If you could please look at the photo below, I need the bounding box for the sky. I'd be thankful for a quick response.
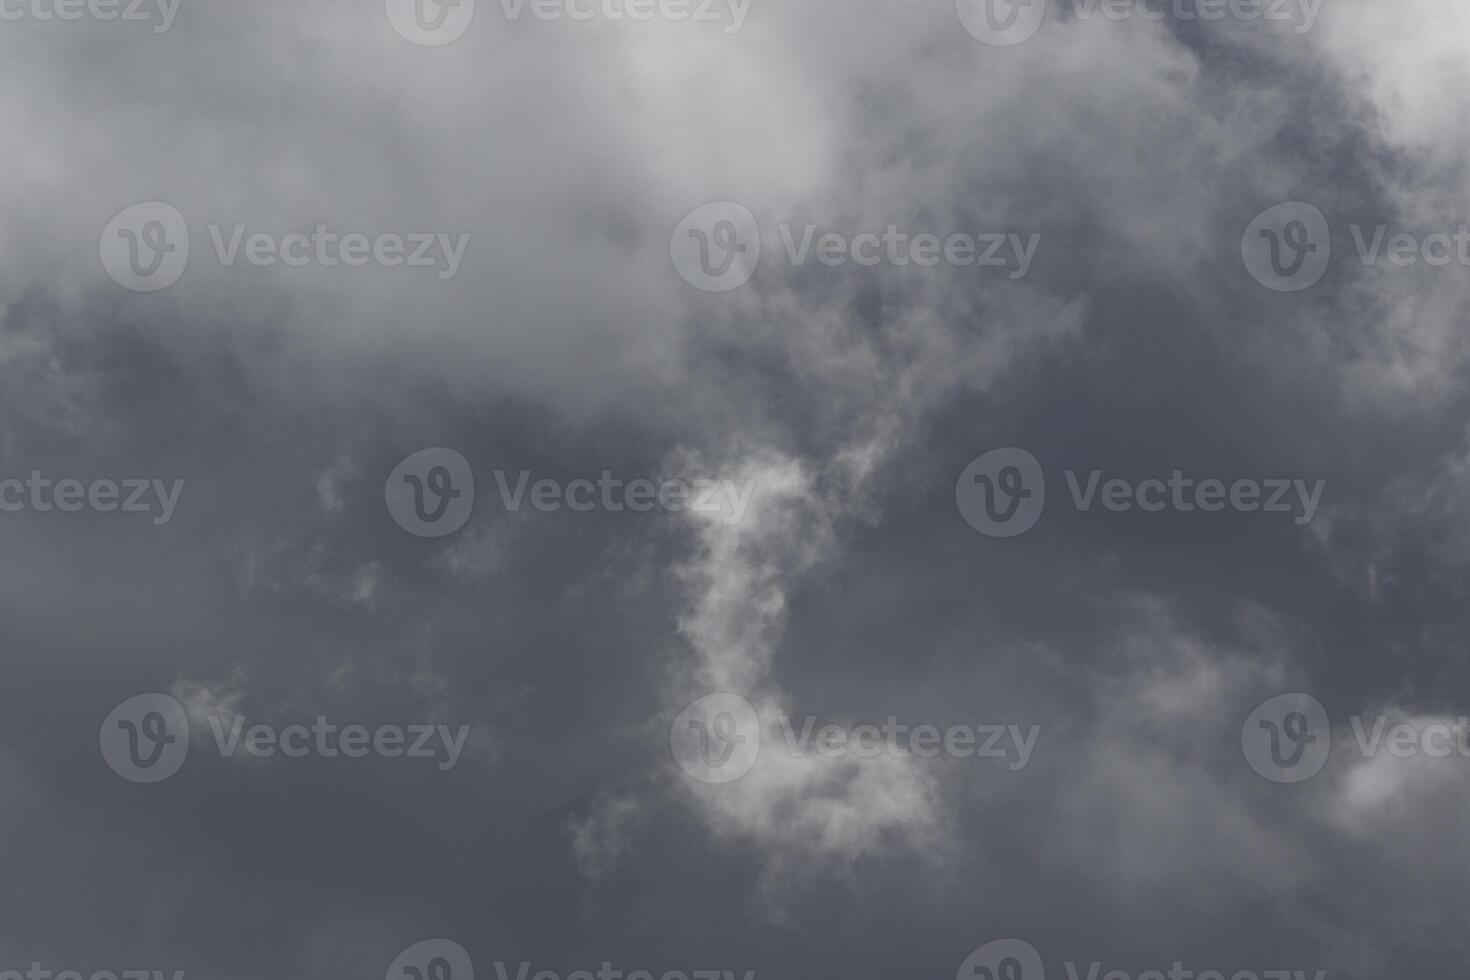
[2,1,1470,979]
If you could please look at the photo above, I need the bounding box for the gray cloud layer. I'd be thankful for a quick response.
[2,1,1468,979]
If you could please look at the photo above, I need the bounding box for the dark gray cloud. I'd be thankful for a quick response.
[1,2,1468,980]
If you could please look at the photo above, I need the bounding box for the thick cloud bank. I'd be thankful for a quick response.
[1,2,1468,979]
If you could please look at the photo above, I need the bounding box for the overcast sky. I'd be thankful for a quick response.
[2,1,1469,979]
